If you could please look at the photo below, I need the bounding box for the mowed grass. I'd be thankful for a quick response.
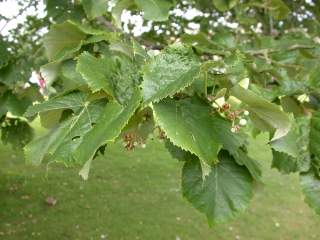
[0,132,320,240]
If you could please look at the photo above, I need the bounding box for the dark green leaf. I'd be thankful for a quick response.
[182,150,253,225]
[272,150,298,174]
[300,169,320,215]
[1,118,34,148]
[212,0,239,12]
[81,0,107,19]
[135,0,172,21]
[234,149,262,182]
[44,21,87,61]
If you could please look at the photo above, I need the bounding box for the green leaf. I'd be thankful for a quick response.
[45,0,86,22]
[280,96,304,117]
[265,0,290,20]
[182,150,253,225]
[76,51,115,95]
[76,51,141,105]
[24,119,73,165]
[43,21,87,61]
[153,97,245,165]
[270,117,300,158]
[142,44,200,104]
[0,91,31,117]
[271,117,311,173]
[73,89,141,164]
[295,117,312,172]
[165,140,190,162]
[24,92,87,117]
[272,150,298,174]
[81,0,107,19]
[181,33,221,54]
[300,169,320,215]
[48,99,107,164]
[135,0,172,21]
[39,110,64,129]
[24,98,107,165]
[1,118,34,148]
[310,111,320,157]
[109,41,134,59]
[212,0,239,12]
[111,55,142,105]
[79,158,93,180]
[234,149,262,182]
[0,63,32,88]
[230,85,291,141]
[60,60,87,91]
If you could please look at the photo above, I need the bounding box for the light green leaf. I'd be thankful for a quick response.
[153,97,245,165]
[300,169,320,215]
[24,92,87,117]
[182,150,253,225]
[135,0,172,21]
[132,39,149,61]
[73,90,141,164]
[79,158,93,180]
[230,85,291,141]
[81,0,107,19]
[24,119,73,165]
[48,99,107,164]
[142,44,200,104]
[44,21,87,61]
[270,116,300,158]
[109,41,134,59]
[24,98,107,165]
[76,51,115,95]
[212,0,239,12]
[271,117,311,173]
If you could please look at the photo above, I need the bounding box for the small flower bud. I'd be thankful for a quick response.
[231,125,241,133]
[239,119,247,126]
[227,112,237,121]
[222,103,230,111]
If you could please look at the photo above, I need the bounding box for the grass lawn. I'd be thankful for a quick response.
[1,131,320,240]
